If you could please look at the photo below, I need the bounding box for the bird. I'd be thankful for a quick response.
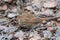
[19,11,41,27]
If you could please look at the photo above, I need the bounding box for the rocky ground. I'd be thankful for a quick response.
[0,0,60,40]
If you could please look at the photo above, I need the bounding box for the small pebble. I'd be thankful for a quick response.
[7,12,17,18]
[43,1,57,8]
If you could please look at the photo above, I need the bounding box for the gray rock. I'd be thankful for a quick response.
[55,28,60,37]
[43,30,52,38]
[3,27,18,33]
[0,18,8,24]
[41,9,54,16]
[43,1,57,8]
[57,18,60,21]
[55,11,60,17]
[7,12,17,18]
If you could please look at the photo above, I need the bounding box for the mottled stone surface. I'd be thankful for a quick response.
[0,0,60,40]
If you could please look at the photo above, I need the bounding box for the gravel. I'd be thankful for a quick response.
[0,0,60,40]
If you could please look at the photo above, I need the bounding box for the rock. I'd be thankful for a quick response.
[14,30,24,37]
[55,27,60,37]
[0,25,8,30]
[10,7,17,13]
[7,12,17,18]
[0,11,7,17]
[3,27,18,33]
[55,11,60,17]
[0,18,8,23]
[31,0,42,10]
[8,34,13,39]
[57,0,60,9]
[25,6,34,11]
[43,30,52,38]
[41,9,54,16]
[33,11,41,16]
[14,30,24,40]
[47,27,55,31]
[56,37,60,40]
[25,0,42,12]
[55,21,60,26]
[0,34,13,40]
[46,21,55,26]
[29,31,41,40]
[43,1,57,8]
[0,4,7,10]
[3,0,13,3]
[25,0,32,5]
[2,4,7,10]
[57,18,60,21]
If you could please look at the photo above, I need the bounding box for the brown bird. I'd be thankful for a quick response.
[19,11,41,27]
